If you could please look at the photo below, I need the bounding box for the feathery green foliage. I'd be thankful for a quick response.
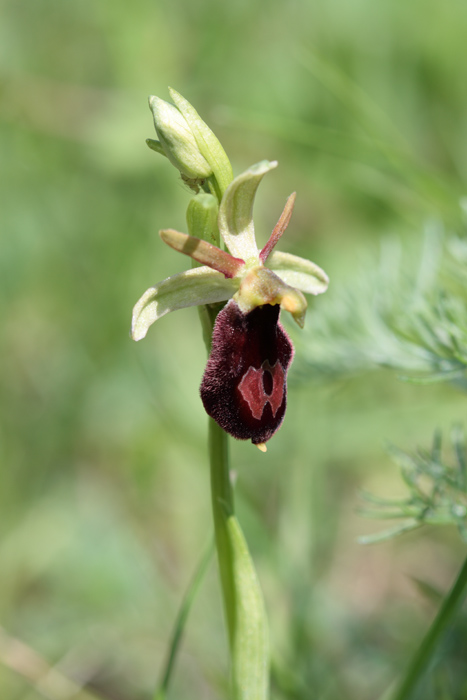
[295,222,467,386]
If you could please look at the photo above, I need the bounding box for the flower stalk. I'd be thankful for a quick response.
[209,417,236,637]
[133,89,327,699]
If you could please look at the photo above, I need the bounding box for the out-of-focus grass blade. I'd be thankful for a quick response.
[223,49,462,223]
[297,48,462,218]
[297,48,407,147]
[154,538,215,700]
[452,425,467,491]
[411,576,444,605]
[224,106,461,224]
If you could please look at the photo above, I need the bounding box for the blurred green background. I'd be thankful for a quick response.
[2,0,467,698]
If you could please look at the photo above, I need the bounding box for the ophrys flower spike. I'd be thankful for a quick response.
[133,90,329,700]
[132,159,328,448]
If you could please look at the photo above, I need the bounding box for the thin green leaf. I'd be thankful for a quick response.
[227,515,269,700]
[452,425,467,491]
[358,509,420,520]
[155,539,215,700]
[410,576,444,604]
[359,490,413,508]
[397,369,467,385]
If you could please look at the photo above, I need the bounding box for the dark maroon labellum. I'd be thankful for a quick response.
[200,300,294,444]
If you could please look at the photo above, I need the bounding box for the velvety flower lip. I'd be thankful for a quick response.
[200,300,294,446]
[131,159,329,447]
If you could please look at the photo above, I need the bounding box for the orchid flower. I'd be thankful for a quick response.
[131,159,328,449]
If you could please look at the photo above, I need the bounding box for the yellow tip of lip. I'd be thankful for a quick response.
[256,443,267,453]
[281,294,298,312]
[281,293,306,327]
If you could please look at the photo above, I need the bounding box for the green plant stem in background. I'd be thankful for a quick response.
[209,418,269,700]
[391,551,467,700]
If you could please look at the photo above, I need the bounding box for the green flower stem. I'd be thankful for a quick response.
[209,418,237,640]
[391,550,467,700]
[209,419,270,700]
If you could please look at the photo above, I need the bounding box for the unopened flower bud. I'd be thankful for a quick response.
[149,96,213,180]
[168,89,233,198]
[186,194,220,245]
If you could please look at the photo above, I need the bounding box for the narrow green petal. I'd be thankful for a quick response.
[131,267,236,341]
[266,250,329,295]
[169,88,233,198]
[218,161,277,265]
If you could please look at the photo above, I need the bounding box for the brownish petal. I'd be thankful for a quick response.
[259,192,296,264]
[160,229,245,278]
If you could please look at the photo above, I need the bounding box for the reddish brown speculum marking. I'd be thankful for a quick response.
[200,300,294,445]
[238,360,285,420]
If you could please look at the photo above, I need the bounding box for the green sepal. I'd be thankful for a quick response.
[266,250,329,295]
[169,88,233,199]
[186,193,220,246]
[146,138,167,157]
[218,161,277,266]
[131,267,236,341]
